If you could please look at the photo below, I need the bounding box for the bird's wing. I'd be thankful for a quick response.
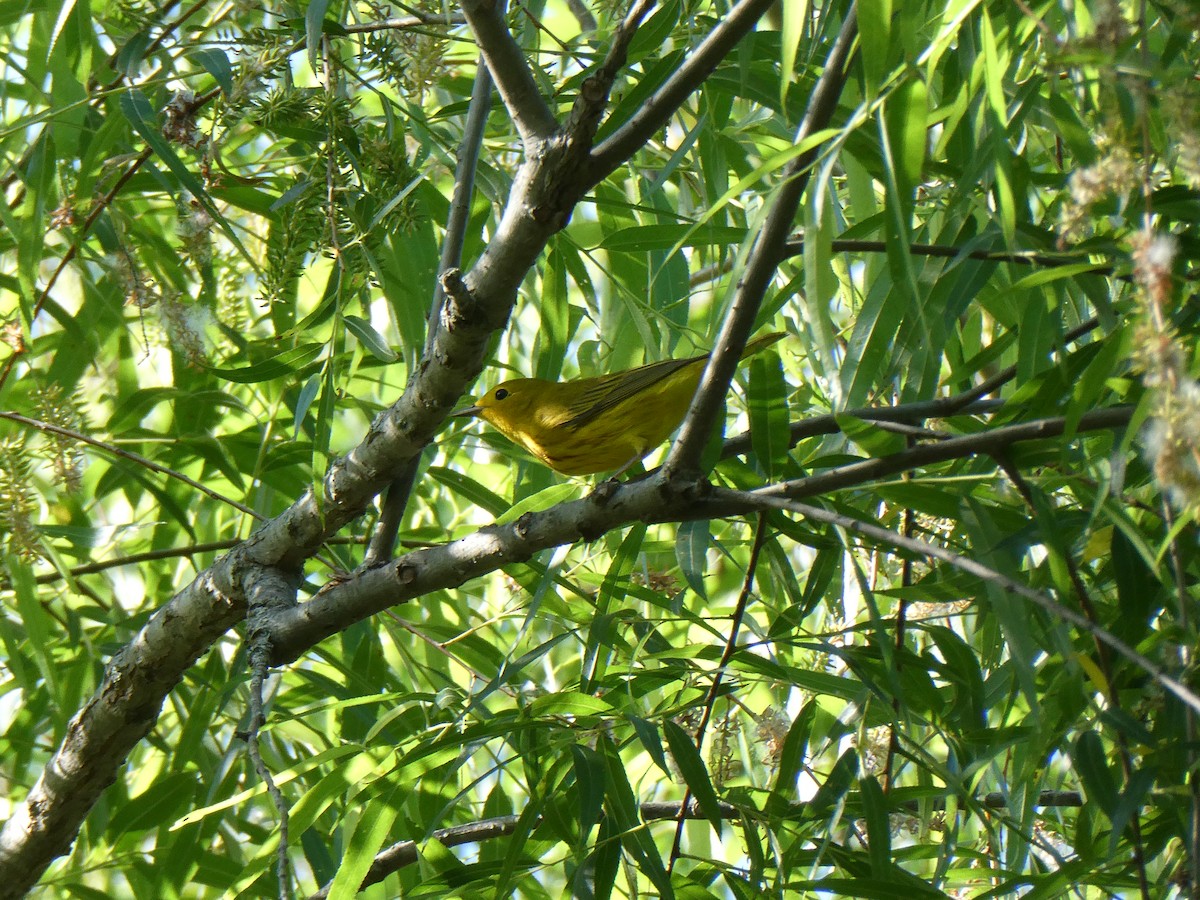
[559,355,701,430]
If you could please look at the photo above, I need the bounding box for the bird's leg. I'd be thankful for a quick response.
[609,452,644,479]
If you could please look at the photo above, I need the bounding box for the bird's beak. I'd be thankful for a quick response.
[451,404,480,417]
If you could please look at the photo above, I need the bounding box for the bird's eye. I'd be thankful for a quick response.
[494,388,509,401]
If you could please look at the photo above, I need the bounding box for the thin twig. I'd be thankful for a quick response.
[716,489,1200,718]
[0,411,261,518]
[591,0,779,172]
[0,147,153,392]
[306,789,1084,897]
[246,652,293,900]
[344,12,466,33]
[667,510,770,872]
[763,406,1134,503]
[12,537,364,587]
[782,236,1116,275]
[243,566,301,900]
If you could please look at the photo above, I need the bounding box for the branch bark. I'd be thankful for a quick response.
[663,4,859,479]
[0,561,244,896]
[460,0,558,146]
[308,790,1086,897]
[0,6,789,893]
[264,405,1133,665]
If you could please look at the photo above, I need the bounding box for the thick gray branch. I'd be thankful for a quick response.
[460,0,558,146]
[265,405,1132,665]
[0,557,245,899]
[0,5,768,891]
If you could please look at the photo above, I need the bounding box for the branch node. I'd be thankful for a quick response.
[513,512,534,538]
[439,267,470,311]
[588,479,620,506]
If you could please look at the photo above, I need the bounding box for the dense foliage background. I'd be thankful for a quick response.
[1,0,1198,897]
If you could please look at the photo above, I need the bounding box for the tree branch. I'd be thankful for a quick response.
[0,560,245,896]
[663,4,859,478]
[783,236,1118,275]
[263,405,1132,665]
[0,7,775,890]
[460,0,558,146]
[243,565,301,900]
[343,12,466,33]
[307,790,1085,897]
[590,0,779,174]
[717,490,1200,718]
[764,406,1134,502]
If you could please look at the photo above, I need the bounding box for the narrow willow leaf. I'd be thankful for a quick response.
[571,743,606,833]
[675,519,710,600]
[748,349,789,479]
[858,0,892,97]
[598,736,673,898]
[836,414,906,457]
[584,523,646,692]
[293,373,321,440]
[1072,731,1117,818]
[344,314,398,362]
[662,720,724,835]
[859,775,891,874]
[186,48,233,96]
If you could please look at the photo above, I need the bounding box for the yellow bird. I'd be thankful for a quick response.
[453,332,785,475]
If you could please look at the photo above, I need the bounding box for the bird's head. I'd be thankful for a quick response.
[452,378,545,435]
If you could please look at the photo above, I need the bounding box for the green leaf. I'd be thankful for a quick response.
[496,483,579,524]
[859,0,892,97]
[584,523,647,692]
[809,748,858,815]
[779,0,809,104]
[598,736,674,899]
[859,775,890,874]
[343,314,398,362]
[765,701,817,817]
[527,691,615,719]
[427,466,509,516]
[187,48,233,96]
[577,816,621,900]
[836,414,906,457]
[675,519,710,600]
[305,0,332,74]
[629,715,672,779]
[599,224,746,252]
[5,555,58,702]
[201,343,325,383]
[571,743,606,833]
[294,373,321,439]
[1072,731,1117,818]
[747,349,790,479]
[662,720,724,835]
